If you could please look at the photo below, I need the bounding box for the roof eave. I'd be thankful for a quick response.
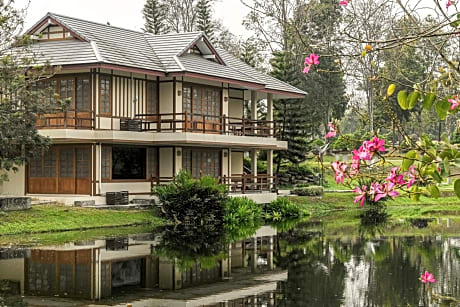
[168,71,265,90]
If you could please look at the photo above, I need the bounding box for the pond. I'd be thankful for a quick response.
[0,216,459,306]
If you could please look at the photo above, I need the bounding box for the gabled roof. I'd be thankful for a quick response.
[25,13,306,98]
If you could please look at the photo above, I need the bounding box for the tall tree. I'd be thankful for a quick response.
[0,1,58,182]
[196,0,215,41]
[163,0,198,33]
[142,0,168,34]
[271,51,311,171]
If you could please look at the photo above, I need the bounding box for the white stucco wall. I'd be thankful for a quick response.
[159,147,174,177]
[231,151,244,175]
[159,83,173,114]
[0,166,25,196]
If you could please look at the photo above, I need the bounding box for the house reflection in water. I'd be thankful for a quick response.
[0,226,280,303]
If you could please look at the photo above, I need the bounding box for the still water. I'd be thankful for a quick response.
[0,218,459,306]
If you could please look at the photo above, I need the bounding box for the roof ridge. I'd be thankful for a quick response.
[49,12,146,36]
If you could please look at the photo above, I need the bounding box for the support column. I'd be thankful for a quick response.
[267,150,273,186]
[268,236,274,270]
[251,90,257,120]
[267,93,273,136]
[251,149,258,177]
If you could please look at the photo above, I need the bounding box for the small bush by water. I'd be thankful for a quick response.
[264,197,304,221]
[292,185,324,196]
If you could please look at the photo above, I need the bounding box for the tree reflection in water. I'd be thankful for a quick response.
[273,220,460,306]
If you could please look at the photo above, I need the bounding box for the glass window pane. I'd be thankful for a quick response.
[59,148,74,178]
[30,155,43,178]
[147,82,157,114]
[147,148,158,178]
[43,149,57,178]
[76,78,90,112]
[100,76,111,114]
[76,148,89,179]
[101,146,111,180]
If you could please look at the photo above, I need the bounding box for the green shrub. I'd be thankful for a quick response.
[292,185,324,196]
[224,197,262,226]
[224,197,262,241]
[153,170,228,224]
[264,197,303,221]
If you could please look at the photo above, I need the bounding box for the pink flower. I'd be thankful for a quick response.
[352,146,372,161]
[353,185,367,207]
[386,167,406,185]
[349,158,360,177]
[331,161,347,184]
[375,182,399,202]
[369,182,383,199]
[406,165,416,189]
[446,0,453,9]
[325,122,337,138]
[365,137,386,153]
[305,53,320,65]
[339,0,349,6]
[448,95,459,111]
[420,271,436,283]
[303,53,320,74]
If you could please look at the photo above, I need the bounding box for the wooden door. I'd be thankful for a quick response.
[58,147,75,194]
[76,147,91,195]
[183,87,221,133]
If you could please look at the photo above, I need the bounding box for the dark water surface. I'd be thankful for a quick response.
[0,217,459,306]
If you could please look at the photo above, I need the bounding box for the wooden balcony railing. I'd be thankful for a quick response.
[36,111,94,129]
[150,174,277,194]
[221,174,277,194]
[135,112,277,138]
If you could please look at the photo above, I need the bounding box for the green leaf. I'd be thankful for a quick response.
[422,93,436,110]
[454,179,460,198]
[430,185,440,198]
[431,171,442,183]
[402,150,417,171]
[397,91,408,110]
[410,185,420,202]
[387,84,396,97]
[442,157,450,177]
[435,99,450,120]
[408,91,420,110]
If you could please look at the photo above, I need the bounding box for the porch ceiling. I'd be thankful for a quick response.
[39,130,288,150]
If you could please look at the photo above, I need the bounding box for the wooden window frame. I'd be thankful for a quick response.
[146,80,159,115]
[99,75,112,117]
[182,148,221,178]
[101,145,156,183]
[182,83,222,120]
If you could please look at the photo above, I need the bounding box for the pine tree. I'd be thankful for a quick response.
[196,0,214,41]
[270,51,311,172]
[142,0,167,34]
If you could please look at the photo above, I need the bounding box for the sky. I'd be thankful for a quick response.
[15,0,251,37]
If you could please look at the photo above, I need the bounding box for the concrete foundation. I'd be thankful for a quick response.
[0,197,31,211]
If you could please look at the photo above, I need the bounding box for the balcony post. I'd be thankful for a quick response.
[267,93,273,137]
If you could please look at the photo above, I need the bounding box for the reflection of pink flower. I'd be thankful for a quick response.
[420,271,436,283]
[325,123,337,138]
[353,185,367,207]
[448,95,459,111]
[339,0,349,6]
[331,161,347,184]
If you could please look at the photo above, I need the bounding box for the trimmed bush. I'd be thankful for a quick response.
[292,185,324,196]
[153,170,228,224]
[264,197,303,221]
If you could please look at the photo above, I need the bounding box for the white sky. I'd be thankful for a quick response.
[15,0,251,36]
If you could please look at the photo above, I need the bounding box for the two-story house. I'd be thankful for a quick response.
[0,13,305,205]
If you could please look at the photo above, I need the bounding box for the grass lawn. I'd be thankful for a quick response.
[0,205,164,236]
[290,192,460,218]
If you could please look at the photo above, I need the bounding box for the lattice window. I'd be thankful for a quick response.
[76,78,90,112]
[99,76,111,115]
[43,150,57,178]
[101,146,111,180]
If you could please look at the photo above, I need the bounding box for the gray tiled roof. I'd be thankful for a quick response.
[26,13,305,97]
